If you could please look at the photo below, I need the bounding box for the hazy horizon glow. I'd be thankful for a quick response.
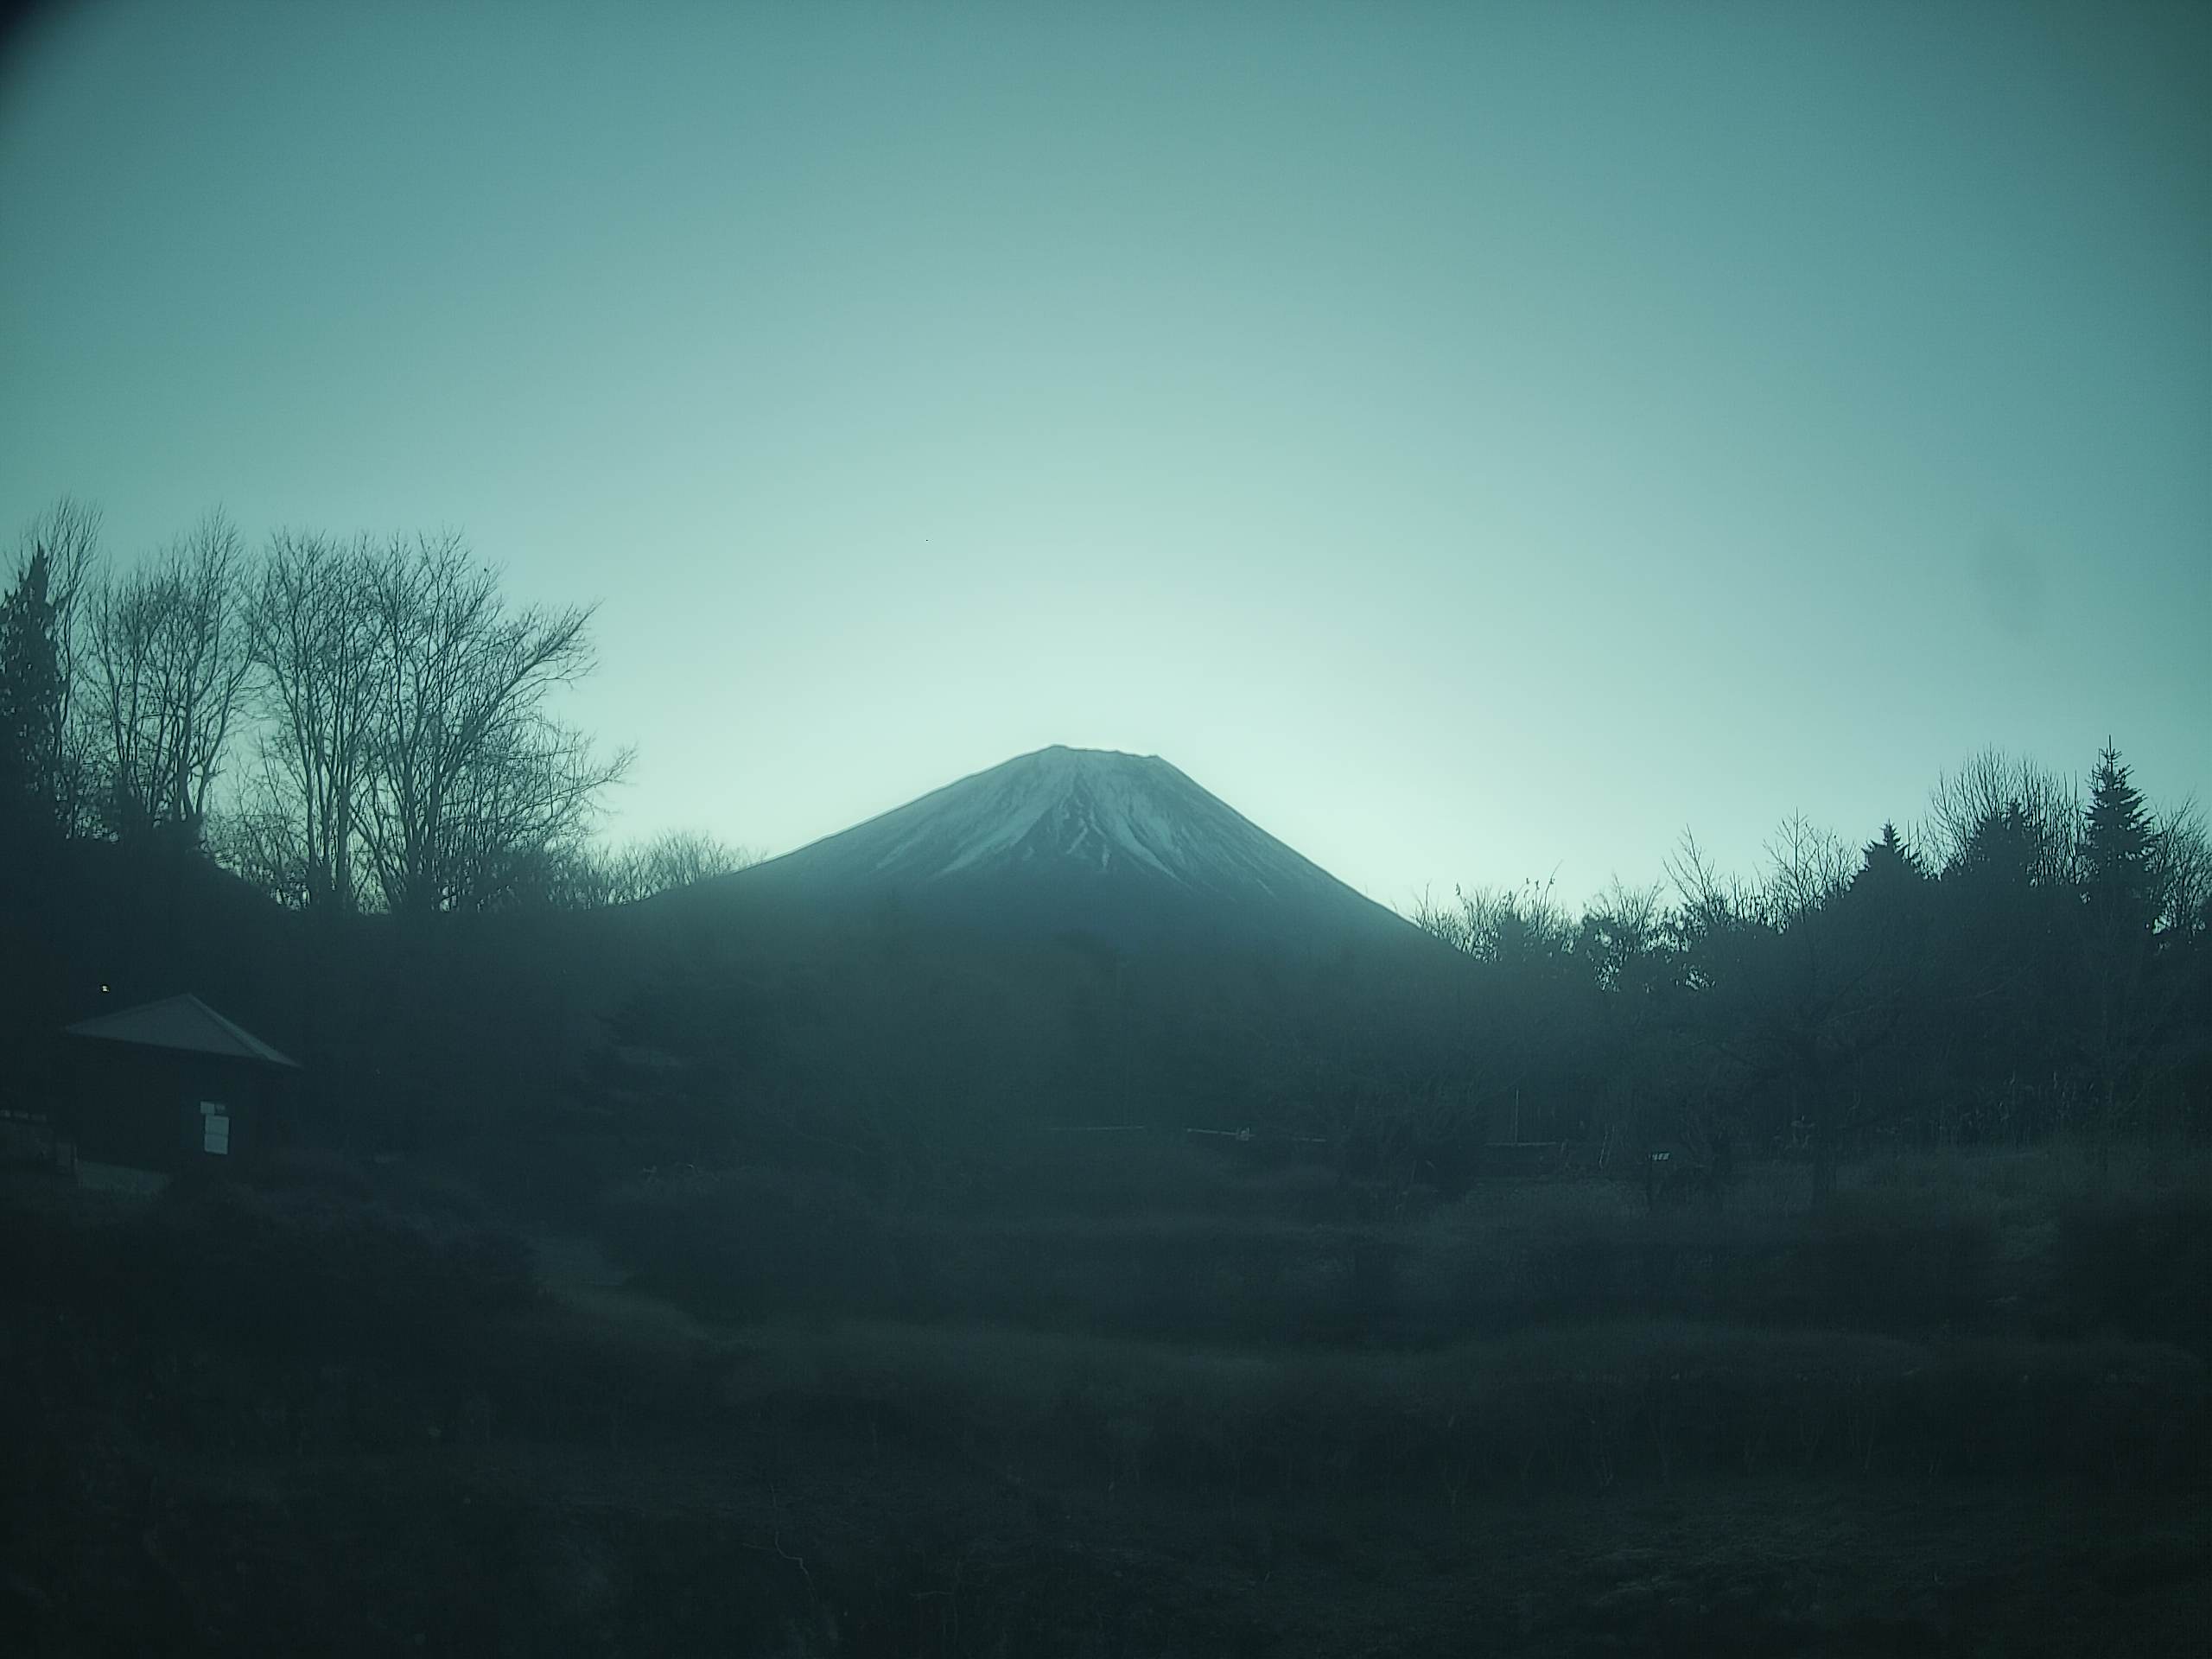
[3,2,2207,910]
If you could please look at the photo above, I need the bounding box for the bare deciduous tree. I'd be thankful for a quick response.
[86,510,251,841]
[1923,747,2080,884]
[1761,812,1854,925]
[1410,877,1573,965]
[531,828,760,908]
[358,532,632,913]
[203,780,319,908]
[243,531,381,909]
[2152,798,2210,942]
[1408,883,1475,953]
[608,829,760,901]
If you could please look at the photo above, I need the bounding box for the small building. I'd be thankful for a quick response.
[62,994,301,1192]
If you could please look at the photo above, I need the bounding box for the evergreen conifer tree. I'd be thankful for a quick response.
[1853,822,1923,892]
[2082,743,2158,934]
[1953,799,2038,890]
[2079,745,2162,1160]
[0,547,65,842]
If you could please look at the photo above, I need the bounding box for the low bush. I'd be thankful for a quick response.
[603,1181,2012,1344]
[2047,1183,2212,1350]
[43,1169,537,1356]
[597,1166,893,1318]
[918,1165,2024,1345]
[728,1317,2212,1501]
[1406,1185,2003,1339]
[887,1214,1403,1341]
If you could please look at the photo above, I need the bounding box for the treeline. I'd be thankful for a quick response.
[1413,748,2211,1184]
[0,496,749,912]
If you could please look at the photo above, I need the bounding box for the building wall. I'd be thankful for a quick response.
[69,1046,283,1173]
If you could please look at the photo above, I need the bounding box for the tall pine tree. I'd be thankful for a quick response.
[2082,743,2158,935]
[0,547,66,845]
[2080,744,2160,1160]
[1853,822,1923,895]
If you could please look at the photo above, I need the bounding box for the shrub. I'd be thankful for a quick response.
[596,1166,892,1318]
[718,1318,2211,1501]
[1738,1199,1999,1329]
[78,1172,537,1355]
[1412,1193,2000,1339]
[2049,1185,2212,1350]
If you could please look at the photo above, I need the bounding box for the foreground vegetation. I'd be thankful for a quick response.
[5,1139,2207,1655]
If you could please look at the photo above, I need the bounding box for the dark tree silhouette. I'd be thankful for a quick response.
[2079,745,2164,1157]
[5,497,99,836]
[356,532,632,914]
[85,510,252,843]
[0,547,66,845]
[238,531,384,912]
[1853,822,1923,897]
[2082,745,2158,931]
[1923,747,2079,886]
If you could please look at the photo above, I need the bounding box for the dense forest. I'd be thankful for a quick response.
[1405,741,2209,1189]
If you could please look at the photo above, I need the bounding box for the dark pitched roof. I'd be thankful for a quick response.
[64,994,301,1070]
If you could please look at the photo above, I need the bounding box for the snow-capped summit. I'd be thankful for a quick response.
[724,746,1410,948]
[849,747,1310,892]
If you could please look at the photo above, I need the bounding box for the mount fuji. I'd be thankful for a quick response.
[715,746,1414,950]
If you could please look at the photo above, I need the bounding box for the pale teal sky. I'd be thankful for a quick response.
[3,1,2207,909]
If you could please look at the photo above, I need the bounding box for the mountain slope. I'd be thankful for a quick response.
[715,746,1413,949]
